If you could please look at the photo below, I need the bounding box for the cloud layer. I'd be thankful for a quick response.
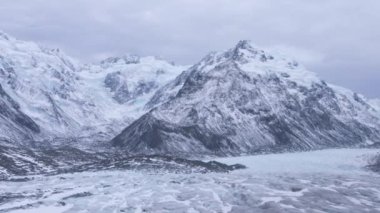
[0,0,379,97]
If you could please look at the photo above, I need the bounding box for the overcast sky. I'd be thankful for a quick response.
[0,0,379,98]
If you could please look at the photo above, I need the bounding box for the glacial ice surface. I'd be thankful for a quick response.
[1,149,380,213]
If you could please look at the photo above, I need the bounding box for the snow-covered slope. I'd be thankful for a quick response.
[0,31,186,143]
[112,40,380,156]
[370,99,380,111]
[0,31,81,140]
[1,31,379,157]
[0,84,39,142]
[79,55,187,116]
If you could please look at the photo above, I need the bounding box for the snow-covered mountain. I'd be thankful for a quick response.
[0,31,186,143]
[370,99,380,112]
[0,83,39,142]
[111,40,380,156]
[1,30,379,158]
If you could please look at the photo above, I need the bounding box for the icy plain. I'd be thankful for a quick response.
[1,148,379,213]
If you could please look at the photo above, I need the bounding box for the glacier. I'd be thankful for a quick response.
[1,30,380,213]
[0,31,187,144]
[0,149,379,212]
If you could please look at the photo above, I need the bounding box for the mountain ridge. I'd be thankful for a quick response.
[0,31,379,158]
[0,31,187,143]
[111,40,380,156]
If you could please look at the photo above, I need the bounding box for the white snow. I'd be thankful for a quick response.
[1,149,379,212]
[9,204,73,213]
[196,40,321,88]
[370,99,380,111]
[215,148,378,175]
[238,51,320,88]
[0,32,188,141]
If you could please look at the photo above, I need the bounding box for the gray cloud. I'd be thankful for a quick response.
[0,0,379,98]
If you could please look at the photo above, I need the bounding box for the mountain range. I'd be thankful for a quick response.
[112,40,380,156]
[1,31,380,175]
[0,31,186,145]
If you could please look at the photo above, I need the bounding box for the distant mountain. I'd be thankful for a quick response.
[111,40,380,156]
[1,30,379,161]
[0,31,186,143]
[1,31,380,176]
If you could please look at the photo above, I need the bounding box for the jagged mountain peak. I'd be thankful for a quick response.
[228,39,271,61]
[99,53,177,69]
[146,40,320,110]
[113,41,380,156]
[234,39,252,49]
[0,30,187,142]
[199,40,284,66]
[191,40,318,89]
[0,32,79,72]
[100,54,140,68]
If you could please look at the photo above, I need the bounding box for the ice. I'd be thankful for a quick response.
[214,148,378,175]
[8,205,73,213]
[1,149,379,212]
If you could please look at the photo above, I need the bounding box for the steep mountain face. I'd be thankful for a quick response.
[0,32,185,142]
[112,41,380,156]
[0,84,39,143]
[0,32,81,140]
